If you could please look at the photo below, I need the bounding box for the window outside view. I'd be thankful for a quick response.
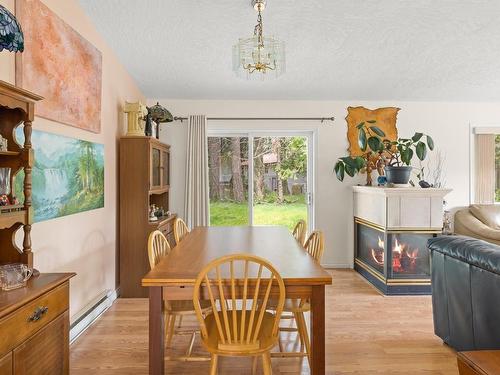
[208,136,308,230]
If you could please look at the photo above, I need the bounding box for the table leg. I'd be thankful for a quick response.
[149,286,164,375]
[310,285,325,375]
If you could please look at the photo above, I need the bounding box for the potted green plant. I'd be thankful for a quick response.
[334,121,434,185]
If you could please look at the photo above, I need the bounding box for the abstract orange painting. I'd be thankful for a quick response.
[15,0,102,133]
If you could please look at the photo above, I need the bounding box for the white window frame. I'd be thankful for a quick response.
[207,128,317,233]
[470,125,500,204]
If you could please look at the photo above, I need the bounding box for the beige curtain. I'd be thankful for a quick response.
[475,134,496,204]
[184,115,210,228]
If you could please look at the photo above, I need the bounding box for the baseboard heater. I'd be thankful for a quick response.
[69,288,119,344]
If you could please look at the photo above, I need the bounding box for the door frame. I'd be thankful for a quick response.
[207,129,316,234]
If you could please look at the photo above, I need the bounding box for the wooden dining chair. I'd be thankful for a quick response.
[292,219,307,246]
[174,217,190,244]
[275,230,325,367]
[148,230,210,360]
[304,230,325,263]
[192,254,286,375]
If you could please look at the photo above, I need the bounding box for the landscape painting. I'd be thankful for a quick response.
[14,128,104,223]
[16,0,102,133]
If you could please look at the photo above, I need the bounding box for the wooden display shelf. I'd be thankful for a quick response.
[0,150,20,156]
[148,214,175,227]
[0,80,41,270]
[0,209,27,229]
[0,204,24,212]
[149,186,169,195]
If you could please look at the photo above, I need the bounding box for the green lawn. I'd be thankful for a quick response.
[210,199,307,230]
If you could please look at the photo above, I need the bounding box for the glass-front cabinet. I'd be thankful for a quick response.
[150,142,170,192]
[162,149,169,187]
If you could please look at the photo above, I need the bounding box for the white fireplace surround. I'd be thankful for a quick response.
[353,186,452,231]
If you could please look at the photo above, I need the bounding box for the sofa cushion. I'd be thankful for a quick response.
[470,204,500,229]
[428,235,500,275]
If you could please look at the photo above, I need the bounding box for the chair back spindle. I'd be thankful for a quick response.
[304,230,325,263]
[292,219,307,246]
[174,217,190,244]
[148,230,171,269]
[193,254,285,352]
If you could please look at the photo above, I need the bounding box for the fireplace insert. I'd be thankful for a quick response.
[354,218,437,295]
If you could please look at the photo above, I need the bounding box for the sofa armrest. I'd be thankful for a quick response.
[428,235,500,275]
[455,209,500,241]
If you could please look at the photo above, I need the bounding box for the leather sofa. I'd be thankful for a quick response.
[428,235,500,351]
[454,204,500,245]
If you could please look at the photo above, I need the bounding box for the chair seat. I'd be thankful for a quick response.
[165,299,211,313]
[202,310,277,354]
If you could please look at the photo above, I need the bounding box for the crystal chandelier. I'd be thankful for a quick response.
[232,0,285,80]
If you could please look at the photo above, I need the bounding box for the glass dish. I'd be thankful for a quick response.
[0,263,33,291]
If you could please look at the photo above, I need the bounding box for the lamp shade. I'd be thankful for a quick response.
[147,102,173,124]
[0,5,24,53]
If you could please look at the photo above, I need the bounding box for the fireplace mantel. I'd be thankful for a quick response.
[353,186,452,231]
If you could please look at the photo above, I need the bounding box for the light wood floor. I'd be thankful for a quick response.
[70,270,458,374]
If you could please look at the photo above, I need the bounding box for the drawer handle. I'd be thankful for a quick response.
[28,306,49,322]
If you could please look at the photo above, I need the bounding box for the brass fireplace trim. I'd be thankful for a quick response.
[354,217,385,232]
[355,258,386,283]
[355,259,431,286]
[354,217,442,234]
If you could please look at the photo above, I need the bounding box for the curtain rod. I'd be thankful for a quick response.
[173,116,335,123]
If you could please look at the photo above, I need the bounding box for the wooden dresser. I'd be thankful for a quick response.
[119,136,175,297]
[0,273,74,375]
[0,82,76,374]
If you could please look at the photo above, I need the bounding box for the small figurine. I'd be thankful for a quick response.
[0,194,10,206]
[419,180,432,188]
[11,196,19,205]
[149,204,158,221]
[144,113,153,137]
[377,175,387,186]
[0,135,7,152]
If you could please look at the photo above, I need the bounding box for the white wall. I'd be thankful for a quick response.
[1,0,144,318]
[151,99,500,267]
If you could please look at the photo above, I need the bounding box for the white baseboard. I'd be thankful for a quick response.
[321,263,353,269]
[69,288,119,344]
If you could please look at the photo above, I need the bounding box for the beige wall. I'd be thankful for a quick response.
[151,99,500,267]
[0,0,144,318]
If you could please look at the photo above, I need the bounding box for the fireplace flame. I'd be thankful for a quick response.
[393,238,405,254]
[370,236,385,265]
[378,236,384,249]
[369,236,421,272]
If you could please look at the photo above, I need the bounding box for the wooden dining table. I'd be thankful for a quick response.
[142,226,333,375]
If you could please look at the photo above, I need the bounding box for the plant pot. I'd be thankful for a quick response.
[384,166,413,185]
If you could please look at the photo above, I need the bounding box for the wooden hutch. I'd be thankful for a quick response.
[0,80,74,374]
[119,136,175,297]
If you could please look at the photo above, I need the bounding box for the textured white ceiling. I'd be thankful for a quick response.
[78,0,500,101]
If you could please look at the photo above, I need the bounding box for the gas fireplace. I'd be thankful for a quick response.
[355,219,435,294]
[352,186,451,295]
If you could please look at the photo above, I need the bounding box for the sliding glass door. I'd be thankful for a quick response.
[208,132,313,231]
[207,136,249,226]
[252,136,308,229]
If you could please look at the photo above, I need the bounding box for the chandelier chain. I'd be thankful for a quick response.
[254,5,264,48]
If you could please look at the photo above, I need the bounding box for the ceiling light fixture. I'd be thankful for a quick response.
[232,0,285,80]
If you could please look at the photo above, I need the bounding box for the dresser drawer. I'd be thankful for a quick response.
[0,282,69,356]
[158,222,175,247]
[0,351,12,375]
[158,221,172,234]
